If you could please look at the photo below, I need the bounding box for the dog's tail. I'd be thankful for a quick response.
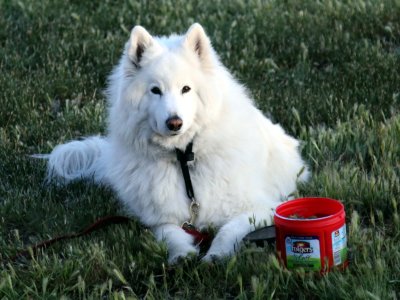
[36,136,108,184]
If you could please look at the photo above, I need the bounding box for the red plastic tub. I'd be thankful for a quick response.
[274,197,348,272]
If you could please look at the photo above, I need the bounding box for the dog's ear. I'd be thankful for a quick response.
[184,23,213,69]
[128,26,154,68]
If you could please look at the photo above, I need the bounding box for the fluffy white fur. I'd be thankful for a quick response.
[45,24,309,263]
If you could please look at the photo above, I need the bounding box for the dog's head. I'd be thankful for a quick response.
[108,24,222,150]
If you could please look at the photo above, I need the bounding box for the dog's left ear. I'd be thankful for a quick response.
[184,23,214,69]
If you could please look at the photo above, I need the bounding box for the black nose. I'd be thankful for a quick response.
[166,116,183,131]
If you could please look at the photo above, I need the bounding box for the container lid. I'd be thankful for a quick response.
[275,197,344,223]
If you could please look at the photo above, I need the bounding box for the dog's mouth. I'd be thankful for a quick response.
[150,127,196,151]
[169,132,181,136]
[153,129,181,136]
[152,130,182,140]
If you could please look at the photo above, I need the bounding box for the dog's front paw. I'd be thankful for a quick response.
[168,245,199,264]
[154,224,201,264]
[202,248,232,262]
[201,253,219,263]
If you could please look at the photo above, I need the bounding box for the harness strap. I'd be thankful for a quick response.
[176,142,195,200]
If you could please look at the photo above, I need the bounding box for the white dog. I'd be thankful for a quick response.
[45,24,308,263]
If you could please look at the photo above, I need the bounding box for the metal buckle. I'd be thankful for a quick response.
[182,198,200,230]
[189,198,199,224]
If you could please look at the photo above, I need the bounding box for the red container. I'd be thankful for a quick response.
[274,197,348,272]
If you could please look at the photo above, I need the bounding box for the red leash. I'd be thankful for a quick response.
[8,215,131,262]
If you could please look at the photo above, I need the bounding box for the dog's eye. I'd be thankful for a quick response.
[151,87,162,95]
[181,86,191,94]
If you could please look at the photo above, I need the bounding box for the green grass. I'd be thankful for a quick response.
[1,0,400,298]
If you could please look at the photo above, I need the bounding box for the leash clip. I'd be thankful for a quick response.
[182,198,200,230]
[189,198,200,223]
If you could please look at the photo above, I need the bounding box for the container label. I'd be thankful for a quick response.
[285,236,321,270]
[331,224,347,266]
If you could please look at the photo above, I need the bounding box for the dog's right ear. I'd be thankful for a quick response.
[127,26,154,68]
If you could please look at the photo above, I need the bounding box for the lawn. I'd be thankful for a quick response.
[1,0,400,298]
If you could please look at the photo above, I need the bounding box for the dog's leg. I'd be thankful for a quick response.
[202,211,272,262]
[154,224,200,263]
